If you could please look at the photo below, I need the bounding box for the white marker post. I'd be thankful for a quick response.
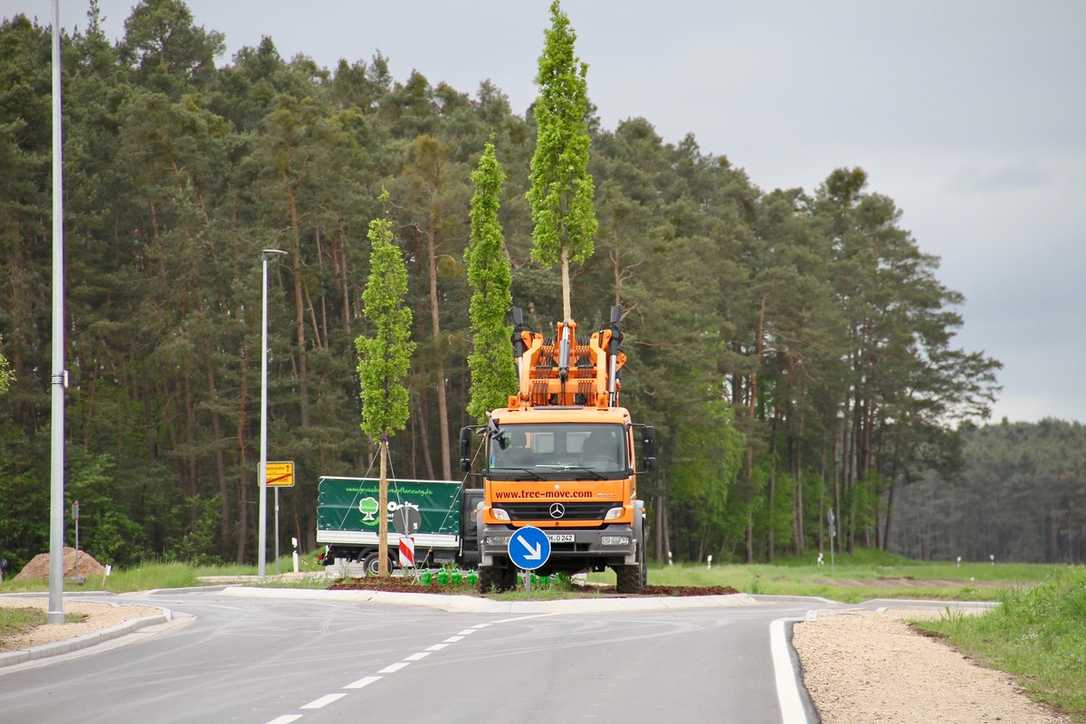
[292,537,300,574]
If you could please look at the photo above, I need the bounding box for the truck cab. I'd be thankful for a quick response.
[464,307,654,593]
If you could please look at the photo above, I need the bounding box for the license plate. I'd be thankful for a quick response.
[547,534,575,543]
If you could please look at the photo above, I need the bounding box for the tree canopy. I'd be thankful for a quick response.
[0,1,1006,571]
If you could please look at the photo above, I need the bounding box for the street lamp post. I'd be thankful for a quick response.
[258,249,287,578]
[47,0,66,625]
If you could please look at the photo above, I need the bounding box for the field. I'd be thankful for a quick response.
[914,566,1086,719]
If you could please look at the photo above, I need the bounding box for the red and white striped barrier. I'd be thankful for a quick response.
[398,535,415,568]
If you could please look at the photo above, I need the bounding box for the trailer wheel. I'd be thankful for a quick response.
[361,552,394,577]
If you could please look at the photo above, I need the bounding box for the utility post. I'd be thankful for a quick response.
[258,249,287,578]
[47,0,66,625]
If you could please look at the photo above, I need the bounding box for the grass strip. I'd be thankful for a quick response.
[913,567,1086,719]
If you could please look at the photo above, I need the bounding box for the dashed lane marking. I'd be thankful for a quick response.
[404,652,431,661]
[378,661,410,673]
[426,643,448,651]
[265,716,302,724]
[343,675,381,690]
[443,635,464,643]
[301,693,347,710]
[456,629,477,635]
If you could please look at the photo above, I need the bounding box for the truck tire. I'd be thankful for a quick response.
[479,564,515,593]
[615,564,642,593]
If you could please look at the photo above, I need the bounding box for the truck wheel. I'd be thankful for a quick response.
[479,564,515,593]
[615,564,643,594]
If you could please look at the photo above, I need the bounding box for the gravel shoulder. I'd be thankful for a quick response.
[0,597,162,651]
[793,608,1068,723]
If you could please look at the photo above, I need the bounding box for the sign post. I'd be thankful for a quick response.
[827,508,836,575]
[265,461,294,574]
[507,526,551,593]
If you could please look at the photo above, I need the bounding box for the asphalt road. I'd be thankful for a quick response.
[0,590,853,724]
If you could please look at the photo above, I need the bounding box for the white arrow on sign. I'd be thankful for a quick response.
[518,536,542,560]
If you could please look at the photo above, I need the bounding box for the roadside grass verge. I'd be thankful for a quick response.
[0,554,322,594]
[913,567,1086,719]
[0,607,88,646]
[588,549,1064,603]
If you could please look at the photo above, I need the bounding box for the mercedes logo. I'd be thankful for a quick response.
[548,502,566,519]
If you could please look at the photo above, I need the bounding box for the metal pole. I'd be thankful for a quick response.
[258,254,268,578]
[257,249,285,578]
[274,487,280,574]
[47,0,66,625]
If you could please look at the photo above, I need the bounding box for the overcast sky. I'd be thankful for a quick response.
[12,0,1086,423]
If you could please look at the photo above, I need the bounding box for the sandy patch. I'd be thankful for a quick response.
[0,597,162,651]
[793,608,1067,723]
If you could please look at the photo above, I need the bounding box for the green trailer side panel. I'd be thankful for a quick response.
[318,477,463,536]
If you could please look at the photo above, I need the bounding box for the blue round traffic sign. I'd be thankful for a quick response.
[507,526,551,571]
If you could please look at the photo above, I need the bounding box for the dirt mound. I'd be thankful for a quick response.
[13,547,106,582]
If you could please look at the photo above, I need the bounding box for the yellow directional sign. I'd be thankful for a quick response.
[265,461,295,488]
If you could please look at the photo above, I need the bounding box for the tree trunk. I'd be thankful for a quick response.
[208,368,229,550]
[285,179,310,426]
[654,494,664,561]
[235,344,250,563]
[560,246,572,322]
[426,215,452,480]
[416,392,436,480]
[378,438,390,577]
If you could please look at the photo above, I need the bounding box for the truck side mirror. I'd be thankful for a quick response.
[459,427,473,473]
[641,426,656,470]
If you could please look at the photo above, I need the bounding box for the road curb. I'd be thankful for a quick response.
[0,605,173,669]
[219,585,757,613]
[771,616,821,724]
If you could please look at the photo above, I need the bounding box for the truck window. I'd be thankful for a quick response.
[489,423,628,479]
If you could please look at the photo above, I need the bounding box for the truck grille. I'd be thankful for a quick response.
[496,502,613,521]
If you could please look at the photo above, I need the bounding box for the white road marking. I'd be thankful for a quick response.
[426,643,449,651]
[470,623,491,629]
[456,629,477,635]
[301,693,347,710]
[265,716,302,724]
[343,675,381,690]
[404,651,431,661]
[490,612,561,624]
[379,662,410,674]
[770,617,811,724]
[443,635,464,643]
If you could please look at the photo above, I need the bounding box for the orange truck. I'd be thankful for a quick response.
[460,306,655,593]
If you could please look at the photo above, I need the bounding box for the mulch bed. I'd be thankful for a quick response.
[328,579,738,597]
[329,579,469,594]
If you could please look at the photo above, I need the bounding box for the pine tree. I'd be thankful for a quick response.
[465,142,517,422]
[356,192,415,575]
[526,0,597,322]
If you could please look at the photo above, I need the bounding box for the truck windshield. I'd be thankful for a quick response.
[488,423,628,480]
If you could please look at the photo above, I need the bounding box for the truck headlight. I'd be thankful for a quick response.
[604,506,624,520]
[602,536,630,546]
[490,507,510,521]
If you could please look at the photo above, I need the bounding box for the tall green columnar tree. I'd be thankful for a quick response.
[527,0,598,322]
[356,194,415,576]
[466,143,518,422]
